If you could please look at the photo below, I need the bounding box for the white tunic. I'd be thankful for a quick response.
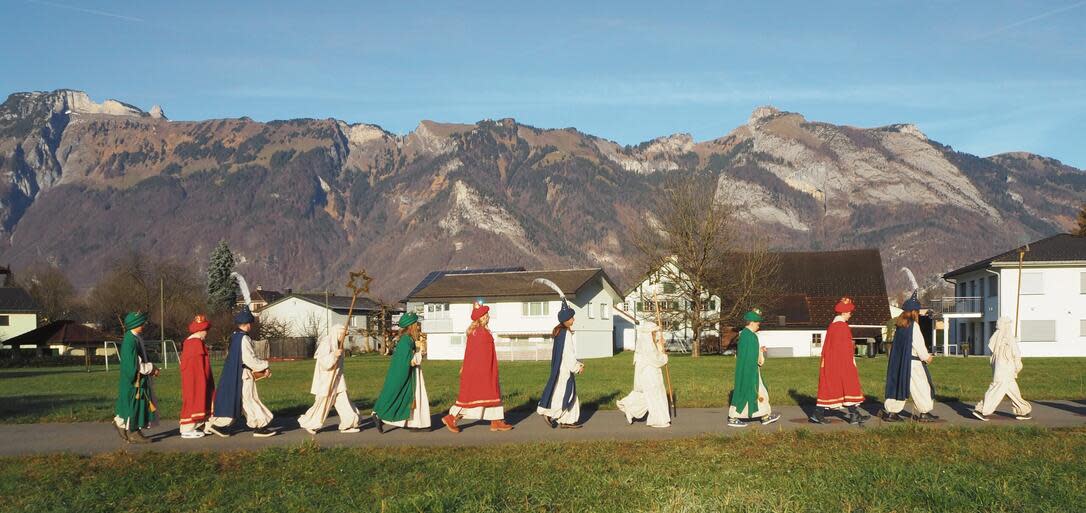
[617,323,671,427]
[975,318,1031,416]
[382,351,431,429]
[536,332,582,425]
[299,327,360,431]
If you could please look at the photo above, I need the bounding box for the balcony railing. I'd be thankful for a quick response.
[930,297,983,315]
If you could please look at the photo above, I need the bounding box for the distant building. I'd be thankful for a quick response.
[756,249,892,357]
[0,287,40,343]
[235,286,284,314]
[942,233,1086,357]
[258,292,394,353]
[621,258,723,347]
[404,268,624,361]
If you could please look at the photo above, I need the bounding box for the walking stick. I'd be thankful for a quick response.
[318,270,372,425]
[653,294,677,418]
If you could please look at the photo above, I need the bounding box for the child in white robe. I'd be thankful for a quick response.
[617,321,671,428]
[973,317,1032,421]
[299,325,361,433]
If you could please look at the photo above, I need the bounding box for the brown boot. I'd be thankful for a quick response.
[490,419,513,432]
[441,414,460,433]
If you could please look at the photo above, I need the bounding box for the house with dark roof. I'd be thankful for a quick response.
[756,249,892,357]
[942,233,1086,357]
[234,286,285,313]
[621,249,891,357]
[258,292,396,353]
[0,287,40,343]
[404,268,624,360]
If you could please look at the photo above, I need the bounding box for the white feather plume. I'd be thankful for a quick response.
[231,271,253,307]
[532,278,566,299]
[900,267,919,291]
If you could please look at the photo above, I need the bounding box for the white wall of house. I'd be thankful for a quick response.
[257,298,373,351]
[997,265,1086,357]
[758,329,823,358]
[0,312,37,342]
[415,280,621,361]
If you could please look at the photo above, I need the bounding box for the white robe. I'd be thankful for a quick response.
[382,351,431,429]
[617,323,671,427]
[883,325,934,414]
[299,328,360,431]
[975,318,1031,416]
[207,334,273,429]
[536,331,582,425]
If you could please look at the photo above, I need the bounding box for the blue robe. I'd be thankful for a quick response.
[885,322,936,400]
[212,331,245,420]
[538,328,577,411]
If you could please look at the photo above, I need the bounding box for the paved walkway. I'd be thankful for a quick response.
[1,400,1083,456]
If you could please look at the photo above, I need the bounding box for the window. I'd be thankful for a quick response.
[1081,320,1086,337]
[978,279,985,298]
[1020,272,1044,295]
[969,280,976,297]
[449,334,465,346]
[1020,320,1056,342]
[425,303,450,319]
[522,302,549,317]
[812,333,822,346]
[1081,272,1086,294]
[988,276,998,297]
[600,303,611,319]
[661,282,677,294]
[587,303,595,319]
[0,315,8,326]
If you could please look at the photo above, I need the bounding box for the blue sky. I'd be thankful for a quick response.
[2,0,1085,167]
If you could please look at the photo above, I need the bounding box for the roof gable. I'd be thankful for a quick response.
[944,233,1086,278]
[0,287,39,312]
[407,268,620,301]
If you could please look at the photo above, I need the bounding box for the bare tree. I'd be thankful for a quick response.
[86,252,205,342]
[635,176,780,357]
[21,264,81,325]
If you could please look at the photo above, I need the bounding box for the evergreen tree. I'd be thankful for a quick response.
[207,240,237,313]
[1075,204,1086,237]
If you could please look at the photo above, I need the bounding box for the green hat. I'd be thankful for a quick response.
[124,311,148,331]
[398,312,419,329]
[743,308,764,323]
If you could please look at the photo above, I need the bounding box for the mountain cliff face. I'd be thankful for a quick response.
[1,90,1082,301]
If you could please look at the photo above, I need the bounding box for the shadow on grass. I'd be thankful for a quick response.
[0,395,106,422]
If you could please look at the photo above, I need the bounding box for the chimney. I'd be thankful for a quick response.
[286,288,293,295]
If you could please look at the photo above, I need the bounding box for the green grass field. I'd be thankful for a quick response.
[1,426,1083,512]
[2,353,1084,423]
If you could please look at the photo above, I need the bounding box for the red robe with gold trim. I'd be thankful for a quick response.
[816,318,864,408]
[454,327,503,408]
[180,336,215,426]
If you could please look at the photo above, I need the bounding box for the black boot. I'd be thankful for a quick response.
[879,409,903,422]
[808,408,827,424]
[848,406,870,424]
[372,414,384,434]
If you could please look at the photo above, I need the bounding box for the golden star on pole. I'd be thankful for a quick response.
[347,269,372,295]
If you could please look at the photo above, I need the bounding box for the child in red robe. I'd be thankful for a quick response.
[810,298,869,425]
[441,302,513,433]
[179,314,215,439]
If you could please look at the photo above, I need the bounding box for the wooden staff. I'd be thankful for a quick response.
[319,270,372,425]
[652,293,677,418]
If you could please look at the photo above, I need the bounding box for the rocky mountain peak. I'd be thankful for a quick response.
[148,104,167,120]
[749,105,782,124]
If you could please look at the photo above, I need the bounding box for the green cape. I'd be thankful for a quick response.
[730,327,762,416]
[113,331,154,431]
[373,334,417,421]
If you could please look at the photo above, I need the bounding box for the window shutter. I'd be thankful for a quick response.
[1020,320,1056,342]
[1020,273,1044,295]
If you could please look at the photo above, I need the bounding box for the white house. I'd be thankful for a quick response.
[621,258,723,347]
[0,287,39,344]
[258,293,391,352]
[404,268,625,361]
[942,233,1086,357]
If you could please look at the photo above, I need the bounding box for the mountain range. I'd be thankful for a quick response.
[1,89,1082,302]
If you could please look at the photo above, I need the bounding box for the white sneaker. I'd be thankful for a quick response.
[339,427,361,434]
[971,410,989,422]
[180,430,206,439]
[1015,414,1033,421]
